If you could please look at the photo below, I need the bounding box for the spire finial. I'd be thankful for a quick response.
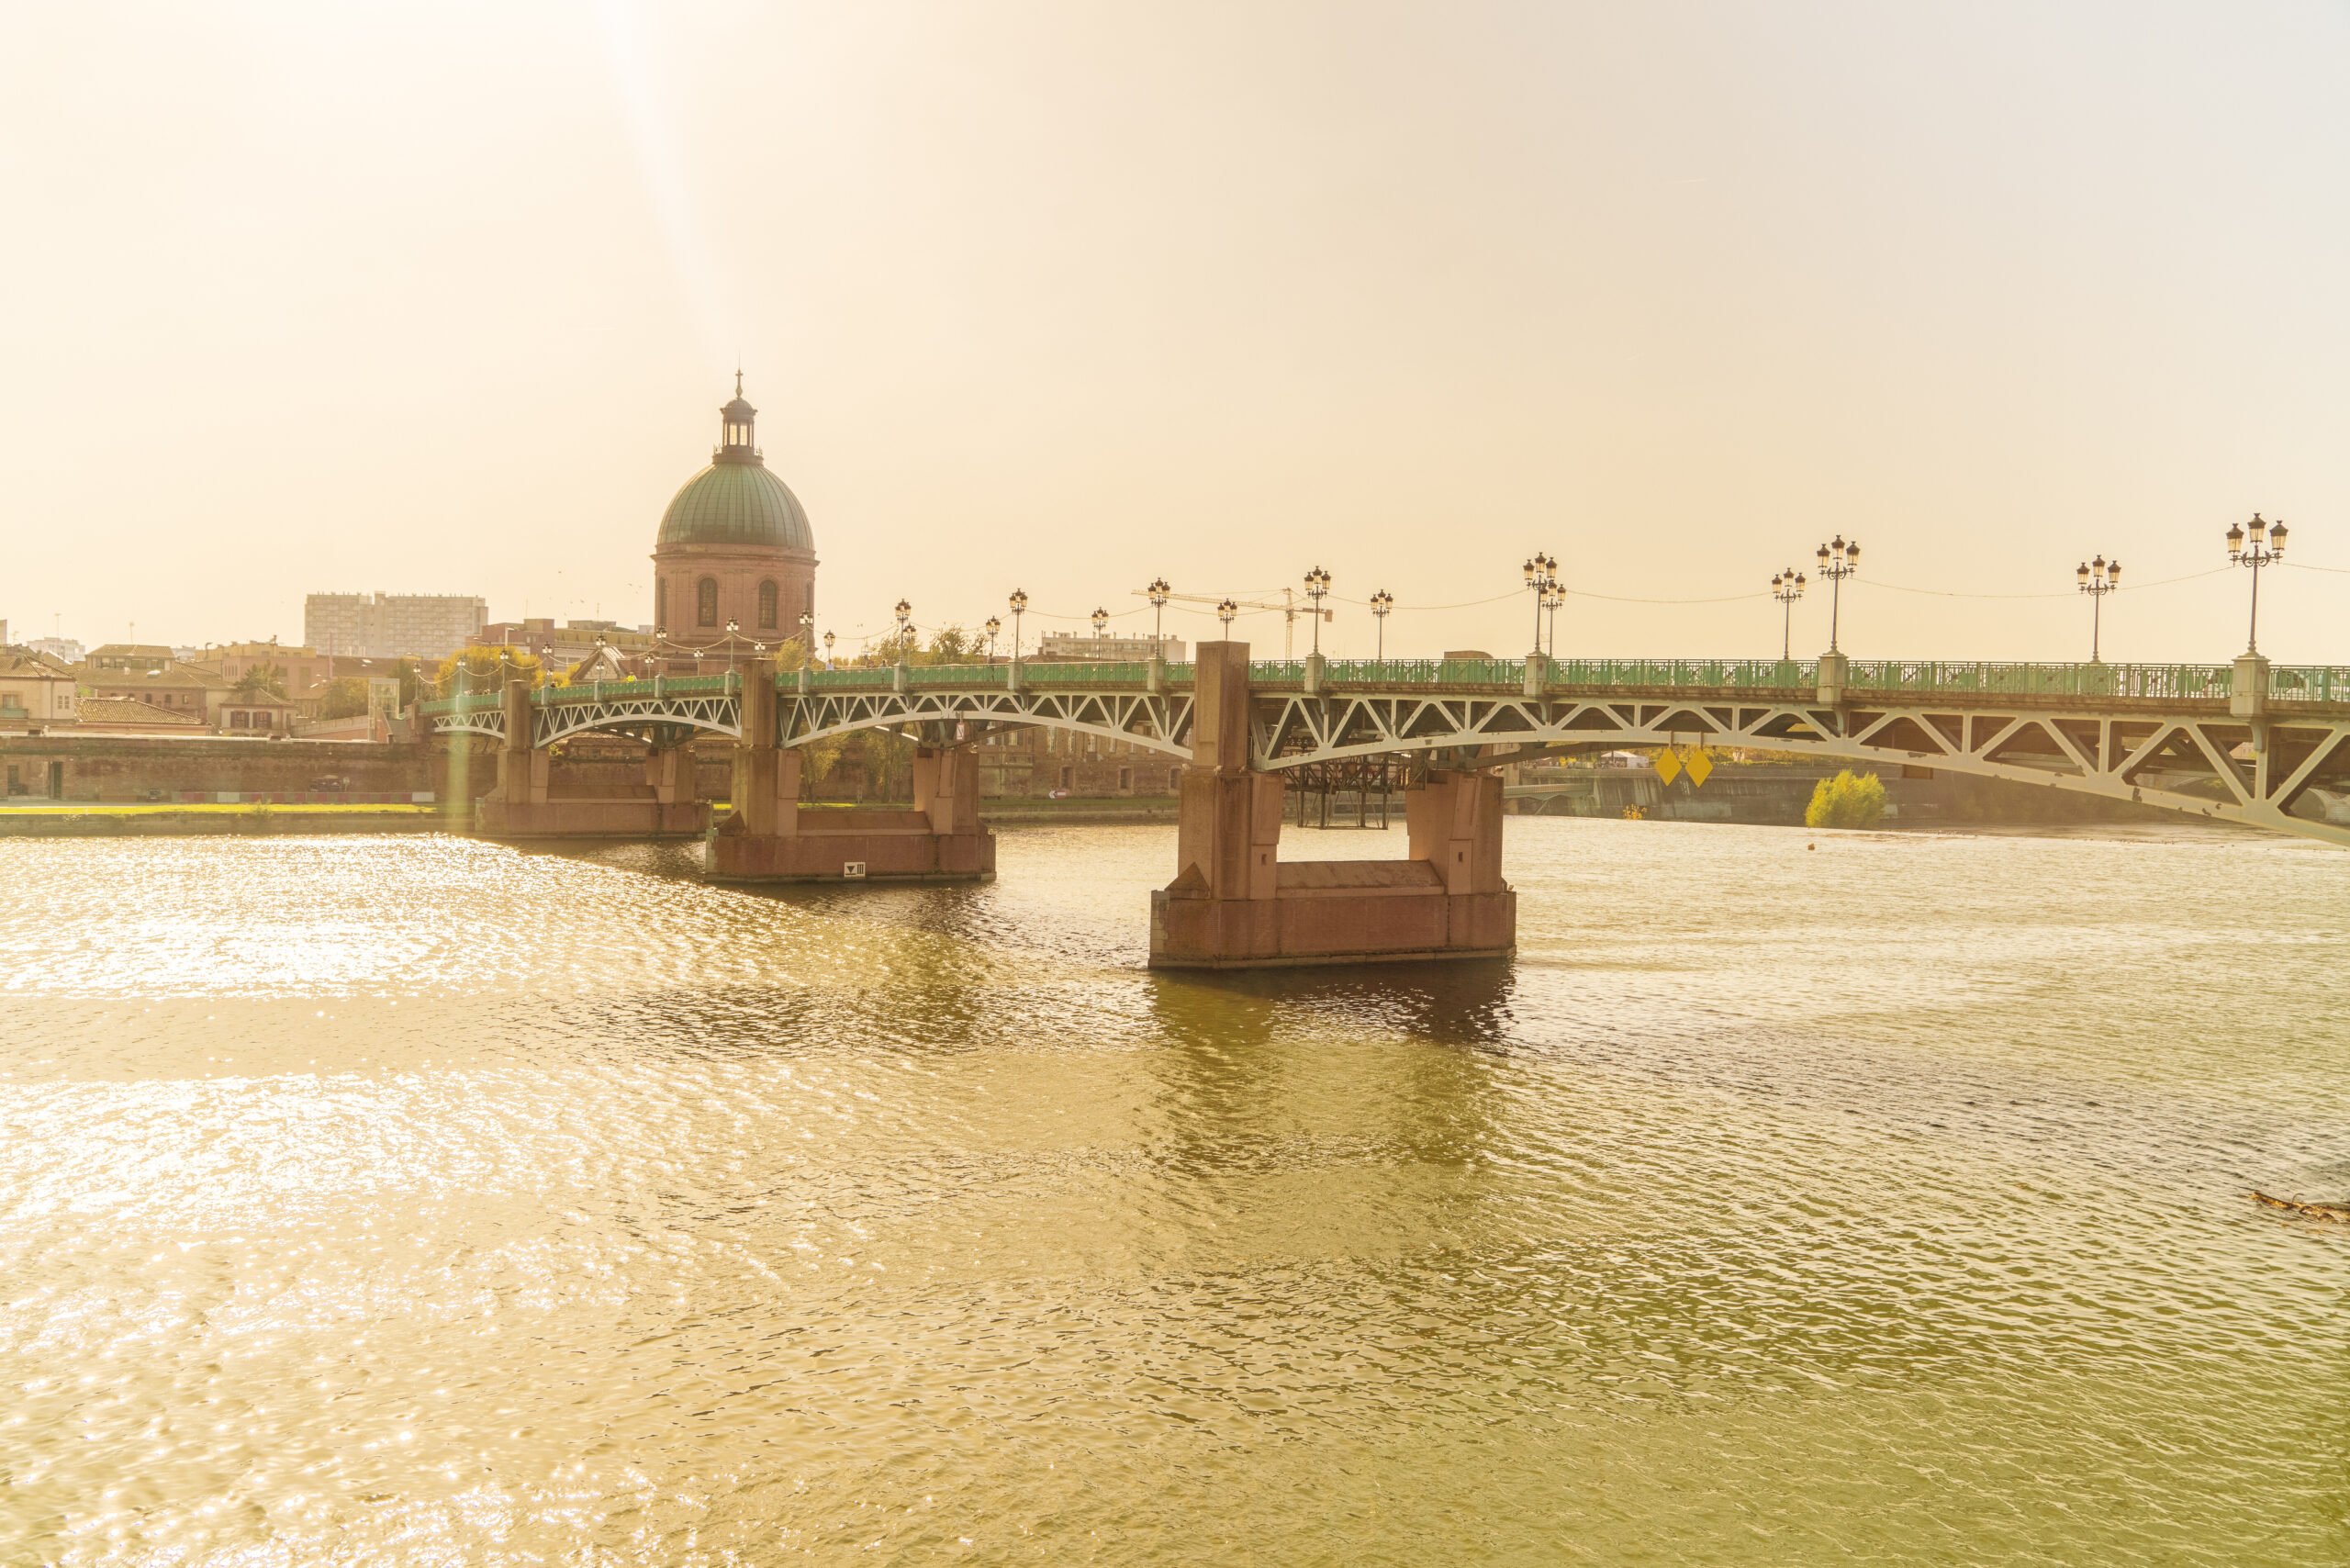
[734,362,743,398]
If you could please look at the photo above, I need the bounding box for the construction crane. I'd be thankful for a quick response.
[1131,587,1332,657]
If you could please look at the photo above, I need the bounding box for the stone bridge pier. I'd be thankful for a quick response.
[476,678,708,838]
[706,676,995,883]
[1149,642,1516,969]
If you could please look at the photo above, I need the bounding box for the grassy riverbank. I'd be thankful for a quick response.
[0,803,448,836]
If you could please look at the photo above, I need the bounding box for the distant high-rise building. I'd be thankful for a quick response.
[26,636,84,665]
[305,592,487,659]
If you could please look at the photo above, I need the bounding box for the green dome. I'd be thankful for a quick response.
[657,461,814,552]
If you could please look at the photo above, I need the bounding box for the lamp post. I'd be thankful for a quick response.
[2076,556,2121,662]
[1147,577,1170,650]
[1370,589,1393,661]
[726,618,740,679]
[893,599,912,662]
[1770,569,1805,661]
[822,630,835,667]
[1522,552,1558,655]
[2225,513,2287,655]
[1541,585,1564,657]
[984,615,1001,664]
[1008,589,1028,664]
[798,610,813,663]
[1304,566,1331,655]
[1217,598,1237,633]
[1091,607,1108,642]
[1814,536,1860,652]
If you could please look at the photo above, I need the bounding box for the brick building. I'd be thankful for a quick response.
[74,663,234,723]
[976,725,1182,799]
[84,643,177,672]
[0,651,78,731]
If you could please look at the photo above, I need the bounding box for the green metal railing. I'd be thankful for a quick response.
[1545,658,1812,689]
[2266,666,2350,702]
[1840,660,2227,700]
[418,656,2350,717]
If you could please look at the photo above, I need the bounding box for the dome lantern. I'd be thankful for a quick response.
[716,368,759,465]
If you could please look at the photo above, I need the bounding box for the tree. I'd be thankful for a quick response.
[434,645,550,697]
[392,658,427,708]
[315,676,372,719]
[913,625,982,666]
[233,663,287,700]
[1805,769,1887,829]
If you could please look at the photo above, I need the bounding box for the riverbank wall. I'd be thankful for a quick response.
[1505,766,2175,826]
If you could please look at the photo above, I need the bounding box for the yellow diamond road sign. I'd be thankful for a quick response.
[1684,745,1714,787]
[1654,747,1683,785]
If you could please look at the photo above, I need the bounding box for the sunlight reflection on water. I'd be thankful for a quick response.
[1,821,2344,1563]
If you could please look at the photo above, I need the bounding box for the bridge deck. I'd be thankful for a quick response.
[417,655,2350,848]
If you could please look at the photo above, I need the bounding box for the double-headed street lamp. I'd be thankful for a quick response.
[1304,566,1331,655]
[1370,589,1393,661]
[1770,568,1806,661]
[1523,552,1558,655]
[2076,556,2121,662]
[2225,513,2288,655]
[1007,589,1028,662]
[1147,577,1171,649]
[1815,536,1860,652]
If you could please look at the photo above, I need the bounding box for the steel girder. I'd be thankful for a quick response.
[1252,690,2350,847]
[787,687,1193,757]
[535,689,742,747]
[431,685,1196,756]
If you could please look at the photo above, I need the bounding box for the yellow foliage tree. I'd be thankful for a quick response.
[1805,769,1887,829]
[435,645,556,697]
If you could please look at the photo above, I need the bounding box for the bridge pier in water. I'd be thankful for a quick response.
[1149,642,1515,969]
[475,678,708,839]
[706,676,995,883]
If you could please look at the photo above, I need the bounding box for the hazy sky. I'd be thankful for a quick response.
[4,2,2346,662]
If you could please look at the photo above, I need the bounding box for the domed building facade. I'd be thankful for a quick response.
[652,377,817,651]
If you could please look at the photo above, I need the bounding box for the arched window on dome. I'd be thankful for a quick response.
[757,580,778,630]
[697,577,719,627]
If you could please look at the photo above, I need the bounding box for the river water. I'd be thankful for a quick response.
[1,819,2344,1564]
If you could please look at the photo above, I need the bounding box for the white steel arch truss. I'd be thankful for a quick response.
[787,687,1193,757]
[1251,690,2350,847]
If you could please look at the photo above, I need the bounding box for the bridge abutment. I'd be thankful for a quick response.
[1149,642,1516,969]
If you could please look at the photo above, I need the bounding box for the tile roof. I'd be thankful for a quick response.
[75,698,202,727]
[76,665,229,689]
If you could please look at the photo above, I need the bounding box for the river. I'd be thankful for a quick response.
[1,818,2344,1564]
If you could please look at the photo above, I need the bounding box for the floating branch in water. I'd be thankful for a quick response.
[2249,1191,2350,1223]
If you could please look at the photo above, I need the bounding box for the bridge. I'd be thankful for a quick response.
[421,645,2350,966]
